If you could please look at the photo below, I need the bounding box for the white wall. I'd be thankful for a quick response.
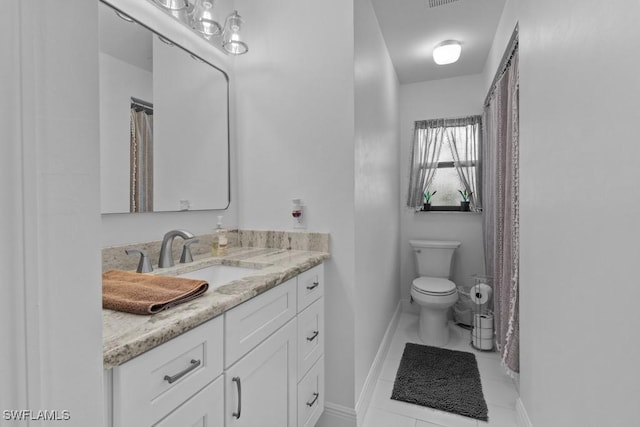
[399,75,487,307]
[233,0,357,413]
[0,0,105,424]
[517,0,640,425]
[1,0,28,412]
[482,0,519,93]
[353,0,401,410]
[101,0,238,247]
[99,52,153,213]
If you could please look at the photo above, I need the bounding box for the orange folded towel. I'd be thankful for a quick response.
[102,270,209,315]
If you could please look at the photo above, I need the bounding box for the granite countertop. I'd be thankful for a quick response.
[103,247,330,369]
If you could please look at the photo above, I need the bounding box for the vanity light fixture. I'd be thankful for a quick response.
[189,0,222,39]
[155,0,189,10]
[151,0,248,55]
[433,40,461,65]
[222,11,248,56]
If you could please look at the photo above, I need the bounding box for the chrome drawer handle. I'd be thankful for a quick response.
[306,392,319,407]
[232,377,242,419]
[163,359,201,384]
[306,281,320,291]
[306,331,319,342]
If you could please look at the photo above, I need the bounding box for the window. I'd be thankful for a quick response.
[406,116,482,212]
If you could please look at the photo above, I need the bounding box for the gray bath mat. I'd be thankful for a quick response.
[391,343,488,421]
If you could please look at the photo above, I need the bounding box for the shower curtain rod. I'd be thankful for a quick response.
[131,97,154,113]
[483,24,519,107]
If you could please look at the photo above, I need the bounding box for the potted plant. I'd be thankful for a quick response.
[458,189,472,211]
[423,190,436,211]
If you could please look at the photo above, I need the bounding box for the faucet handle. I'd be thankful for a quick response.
[125,248,153,273]
[179,238,199,264]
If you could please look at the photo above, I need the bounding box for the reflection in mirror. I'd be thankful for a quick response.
[99,1,230,214]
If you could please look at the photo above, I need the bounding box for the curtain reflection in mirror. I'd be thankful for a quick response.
[130,100,154,213]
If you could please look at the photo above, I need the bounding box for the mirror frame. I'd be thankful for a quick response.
[100,0,231,213]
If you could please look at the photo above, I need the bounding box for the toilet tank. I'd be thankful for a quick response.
[410,240,461,278]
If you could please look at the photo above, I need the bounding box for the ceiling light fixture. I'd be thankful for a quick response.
[433,40,461,65]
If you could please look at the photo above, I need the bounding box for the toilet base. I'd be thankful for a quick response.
[418,307,450,347]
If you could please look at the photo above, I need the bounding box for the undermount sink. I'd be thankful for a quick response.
[178,265,257,289]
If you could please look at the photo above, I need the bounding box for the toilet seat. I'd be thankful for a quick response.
[412,277,456,296]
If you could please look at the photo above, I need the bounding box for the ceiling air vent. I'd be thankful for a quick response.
[428,0,460,7]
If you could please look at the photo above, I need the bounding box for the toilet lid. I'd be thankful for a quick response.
[412,277,456,296]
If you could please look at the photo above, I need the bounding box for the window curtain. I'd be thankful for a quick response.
[446,116,482,211]
[130,108,154,213]
[406,122,445,208]
[406,117,482,209]
[483,39,519,376]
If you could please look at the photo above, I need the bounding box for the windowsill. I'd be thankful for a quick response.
[417,205,482,213]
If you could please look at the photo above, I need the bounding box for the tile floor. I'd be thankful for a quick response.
[363,312,519,427]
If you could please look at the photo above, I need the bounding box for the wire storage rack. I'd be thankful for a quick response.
[469,275,494,351]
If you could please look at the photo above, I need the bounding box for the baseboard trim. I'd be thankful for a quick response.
[516,398,532,427]
[324,401,358,422]
[354,301,402,426]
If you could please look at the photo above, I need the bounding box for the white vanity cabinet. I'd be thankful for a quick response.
[105,263,325,427]
[154,376,224,427]
[223,277,297,426]
[109,316,224,427]
[224,320,297,426]
[295,265,325,427]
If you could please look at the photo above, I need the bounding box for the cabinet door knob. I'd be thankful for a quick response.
[232,376,242,419]
[306,281,320,291]
[306,392,319,407]
[306,331,319,342]
[163,359,200,384]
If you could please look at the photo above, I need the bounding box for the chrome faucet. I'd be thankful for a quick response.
[158,229,195,268]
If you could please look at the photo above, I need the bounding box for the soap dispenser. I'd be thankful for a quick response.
[212,215,228,256]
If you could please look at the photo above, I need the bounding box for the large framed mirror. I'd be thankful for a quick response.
[99,1,230,214]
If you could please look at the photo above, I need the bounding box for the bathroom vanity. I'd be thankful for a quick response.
[102,248,327,427]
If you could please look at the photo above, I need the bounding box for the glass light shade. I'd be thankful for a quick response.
[433,40,461,65]
[190,0,222,39]
[154,0,189,11]
[222,11,248,55]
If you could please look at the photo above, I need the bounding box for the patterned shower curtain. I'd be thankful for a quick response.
[130,108,154,213]
[483,46,519,376]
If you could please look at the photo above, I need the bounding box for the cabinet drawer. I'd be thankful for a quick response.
[112,317,223,427]
[154,376,224,427]
[297,356,325,427]
[225,278,296,368]
[297,264,324,312]
[297,298,324,379]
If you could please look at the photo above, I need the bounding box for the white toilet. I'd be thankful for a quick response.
[410,239,461,347]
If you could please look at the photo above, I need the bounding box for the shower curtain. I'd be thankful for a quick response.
[483,42,519,376]
[130,108,154,213]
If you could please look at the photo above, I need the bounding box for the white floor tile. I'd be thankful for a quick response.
[478,404,518,427]
[362,310,519,427]
[416,420,447,427]
[362,407,417,427]
[481,378,519,409]
[475,356,513,382]
[371,379,478,427]
[379,354,402,382]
